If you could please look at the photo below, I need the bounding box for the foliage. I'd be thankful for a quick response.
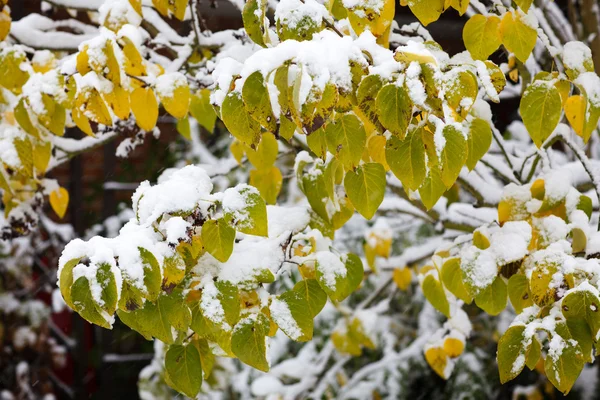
[0,0,599,398]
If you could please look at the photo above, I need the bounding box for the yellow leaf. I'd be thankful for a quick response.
[104,85,130,120]
[33,141,52,174]
[443,337,465,357]
[121,37,146,77]
[406,0,444,26]
[463,15,502,61]
[152,0,169,16]
[230,140,245,164]
[72,107,95,137]
[76,46,91,76]
[158,78,190,119]
[0,8,10,42]
[169,0,187,20]
[131,87,158,131]
[392,267,412,291]
[565,95,585,137]
[129,0,143,15]
[50,187,69,219]
[367,135,389,170]
[500,11,537,62]
[76,88,112,126]
[250,166,283,204]
[425,347,449,378]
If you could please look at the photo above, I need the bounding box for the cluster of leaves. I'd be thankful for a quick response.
[0,0,219,238]
[419,172,600,394]
[58,164,365,398]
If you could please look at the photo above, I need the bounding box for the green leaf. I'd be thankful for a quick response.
[520,81,562,147]
[117,295,177,344]
[202,218,236,262]
[463,15,502,61]
[232,313,270,371]
[221,92,261,148]
[96,263,118,315]
[71,276,112,329]
[474,276,507,316]
[165,344,202,398]
[176,116,191,139]
[161,291,192,332]
[293,279,327,318]
[344,163,386,220]
[271,289,314,341]
[500,11,537,62]
[242,0,267,47]
[250,166,283,205]
[376,84,412,138]
[325,113,367,170]
[357,74,385,132]
[562,288,600,339]
[421,274,450,317]
[316,253,363,302]
[497,325,527,383]
[385,127,426,191]
[440,125,467,188]
[418,169,446,210]
[190,89,217,133]
[59,258,81,309]
[507,274,532,314]
[466,118,492,170]
[440,257,472,304]
[223,185,268,236]
[15,99,39,138]
[242,71,277,133]
[544,329,584,394]
[139,247,161,301]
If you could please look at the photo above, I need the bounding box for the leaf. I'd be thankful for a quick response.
[293,279,327,318]
[463,15,502,61]
[406,0,444,26]
[223,185,268,237]
[385,127,426,191]
[500,11,537,63]
[421,274,450,317]
[118,295,176,343]
[33,141,52,174]
[221,92,261,148]
[190,89,217,132]
[0,49,29,93]
[562,289,600,339]
[0,8,10,42]
[466,118,492,170]
[71,276,112,329]
[440,125,467,188]
[159,79,190,120]
[474,276,507,316]
[15,99,38,138]
[514,0,533,12]
[242,71,277,133]
[393,267,412,290]
[325,113,367,170]
[376,84,412,137]
[544,330,584,394]
[59,258,82,309]
[165,344,202,398]
[419,169,447,210]
[50,187,69,219]
[245,132,278,170]
[441,257,472,303]
[168,0,187,20]
[139,247,161,301]
[565,95,585,137]
[14,137,33,177]
[97,263,118,314]
[424,347,449,378]
[242,0,268,47]
[271,290,314,341]
[232,313,270,371]
[315,253,363,302]
[250,166,283,204]
[357,74,385,132]
[507,274,532,314]
[202,218,236,262]
[520,81,562,147]
[103,86,130,120]
[497,325,527,383]
[131,87,159,131]
[344,163,386,220]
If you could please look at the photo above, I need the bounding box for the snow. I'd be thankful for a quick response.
[155,72,187,99]
[563,41,593,75]
[11,14,97,50]
[314,251,347,290]
[274,0,328,30]
[200,276,231,331]
[575,72,600,108]
[405,61,427,107]
[270,297,302,340]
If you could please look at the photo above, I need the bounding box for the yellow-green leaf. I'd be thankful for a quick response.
[344,162,386,220]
